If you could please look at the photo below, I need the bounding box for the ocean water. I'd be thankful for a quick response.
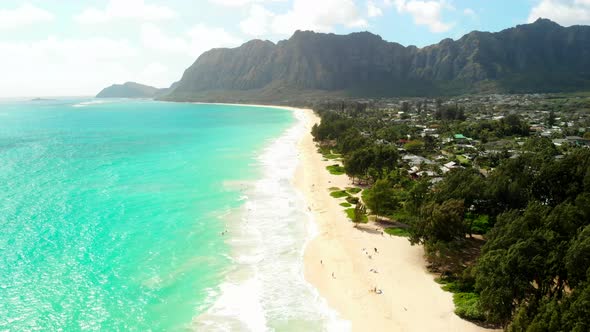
[0,99,345,331]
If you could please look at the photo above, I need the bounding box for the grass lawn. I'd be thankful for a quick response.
[384,227,411,237]
[340,202,352,207]
[346,187,362,194]
[324,153,341,160]
[326,164,345,175]
[330,190,350,198]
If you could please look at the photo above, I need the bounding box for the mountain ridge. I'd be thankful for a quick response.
[99,19,590,102]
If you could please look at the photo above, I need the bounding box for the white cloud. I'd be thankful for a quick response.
[0,37,138,97]
[141,23,188,53]
[134,62,171,87]
[528,0,590,26]
[142,62,168,77]
[187,24,243,56]
[208,0,285,7]
[463,8,476,18]
[246,0,367,36]
[0,36,137,61]
[75,0,176,24]
[140,23,241,57]
[240,4,275,36]
[368,0,383,17]
[0,3,54,30]
[386,0,453,32]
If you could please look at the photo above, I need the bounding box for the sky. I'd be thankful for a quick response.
[0,0,589,97]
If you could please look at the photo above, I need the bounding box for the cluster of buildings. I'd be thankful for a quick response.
[358,93,590,181]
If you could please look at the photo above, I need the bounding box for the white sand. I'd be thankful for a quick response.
[293,108,497,332]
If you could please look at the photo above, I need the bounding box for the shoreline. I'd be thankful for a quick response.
[293,108,496,331]
[179,101,496,331]
[192,104,346,331]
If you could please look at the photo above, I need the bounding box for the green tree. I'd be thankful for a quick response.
[547,110,556,127]
[410,199,466,245]
[434,168,485,213]
[352,203,367,227]
[371,145,398,179]
[566,225,590,288]
[521,136,558,157]
[406,178,431,215]
[344,148,374,183]
[363,179,398,218]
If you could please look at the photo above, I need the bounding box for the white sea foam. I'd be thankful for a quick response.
[194,109,349,331]
[72,100,110,108]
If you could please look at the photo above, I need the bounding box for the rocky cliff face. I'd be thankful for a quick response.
[165,19,590,101]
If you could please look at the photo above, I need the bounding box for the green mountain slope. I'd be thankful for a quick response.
[162,19,590,101]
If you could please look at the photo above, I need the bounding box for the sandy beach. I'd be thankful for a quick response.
[293,108,495,332]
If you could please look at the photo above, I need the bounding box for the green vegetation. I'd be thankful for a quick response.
[329,190,350,198]
[319,146,342,160]
[340,202,352,207]
[464,213,491,235]
[345,196,360,204]
[326,164,345,175]
[456,155,470,166]
[404,140,425,153]
[344,208,355,219]
[311,99,590,328]
[346,187,362,194]
[328,187,341,191]
[435,276,485,321]
[453,293,485,321]
[345,205,368,224]
[384,227,410,237]
[362,179,398,218]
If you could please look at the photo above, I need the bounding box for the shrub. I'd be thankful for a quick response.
[346,196,360,204]
[326,164,345,175]
[330,190,350,198]
[346,187,362,194]
[453,293,485,321]
[470,214,491,234]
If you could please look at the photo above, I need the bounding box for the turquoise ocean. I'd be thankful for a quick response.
[0,99,346,331]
